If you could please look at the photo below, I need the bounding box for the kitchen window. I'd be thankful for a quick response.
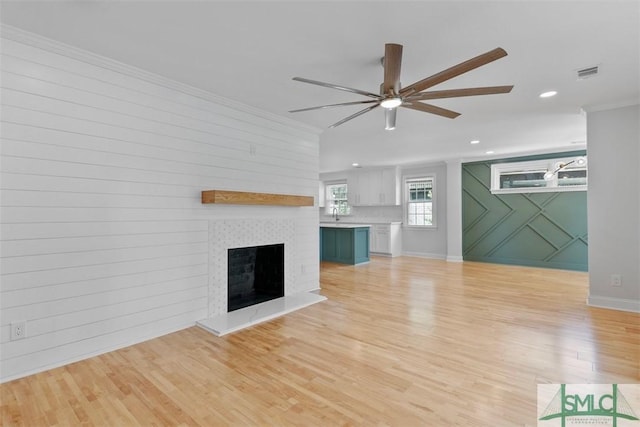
[325,182,351,216]
[405,177,435,227]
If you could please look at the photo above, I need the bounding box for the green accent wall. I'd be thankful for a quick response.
[462,151,588,271]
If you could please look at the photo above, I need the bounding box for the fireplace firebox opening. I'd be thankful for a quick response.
[227,243,284,312]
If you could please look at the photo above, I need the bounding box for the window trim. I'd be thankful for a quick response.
[403,174,436,229]
[490,156,587,194]
[324,180,351,216]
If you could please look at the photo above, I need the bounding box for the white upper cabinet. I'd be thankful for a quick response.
[348,167,400,206]
[380,168,401,205]
[347,171,360,206]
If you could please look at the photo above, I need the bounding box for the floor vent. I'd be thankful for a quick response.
[577,66,599,80]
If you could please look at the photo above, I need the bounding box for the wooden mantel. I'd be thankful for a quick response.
[201,190,314,207]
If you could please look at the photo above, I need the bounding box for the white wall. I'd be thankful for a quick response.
[0,27,320,382]
[586,104,640,312]
[445,160,463,262]
[400,163,448,259]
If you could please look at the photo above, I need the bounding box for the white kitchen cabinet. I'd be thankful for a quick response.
[380,167,400,205]
[347,171,361,205]
[348,167,400,206]
[370,223,402,256]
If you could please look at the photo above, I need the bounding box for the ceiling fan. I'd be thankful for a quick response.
[289,44,513,130]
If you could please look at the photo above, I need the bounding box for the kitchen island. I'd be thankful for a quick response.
[319,223,370,265]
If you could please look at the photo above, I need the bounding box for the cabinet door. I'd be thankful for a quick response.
[375,226,391,253]
[354,170,374,206]
[357,171,371,205]
[366,169,382,205]
[321,228,337,259]
[335,229,354,262]
[380,167,400,205]
[347,172,360,205]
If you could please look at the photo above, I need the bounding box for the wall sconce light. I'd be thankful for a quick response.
[544,157,587,181]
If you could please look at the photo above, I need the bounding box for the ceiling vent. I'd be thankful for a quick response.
[577,66,599,80]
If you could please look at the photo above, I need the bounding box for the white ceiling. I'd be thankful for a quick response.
[1,1,638,172]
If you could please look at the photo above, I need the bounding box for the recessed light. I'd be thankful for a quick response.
[539,91,557,98]
[352,162,360,167]
[470,140,480,144]
[485,150,495,154]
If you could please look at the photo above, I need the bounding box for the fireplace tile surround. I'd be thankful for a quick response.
[197,218,325,335]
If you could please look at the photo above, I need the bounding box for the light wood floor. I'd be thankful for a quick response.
[2,257,638,426]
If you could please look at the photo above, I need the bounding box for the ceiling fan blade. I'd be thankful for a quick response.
[384,108,397,130]
[405,85,514,101]
[329,103,380,128]
[401,102,460,119]
[383,43,403,95]
[400,47,508,96]
[289,99,380,113]
[292,77,380,99]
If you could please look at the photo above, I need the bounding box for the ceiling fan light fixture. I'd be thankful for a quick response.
[290,45,513,129]
[380,97,402,109]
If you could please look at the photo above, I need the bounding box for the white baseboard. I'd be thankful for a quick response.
[446,255,464,263]
[0,321,195,384]
[587,295,640,313]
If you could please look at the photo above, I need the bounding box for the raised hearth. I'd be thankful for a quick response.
[197,292,326,336]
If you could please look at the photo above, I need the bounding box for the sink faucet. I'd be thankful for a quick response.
[332,207,340,221]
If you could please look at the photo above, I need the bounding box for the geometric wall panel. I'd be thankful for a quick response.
[462,152,588,271]
[492,226,558,260]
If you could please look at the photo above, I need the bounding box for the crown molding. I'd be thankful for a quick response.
[0,24,322,137]
[581,99,640,113]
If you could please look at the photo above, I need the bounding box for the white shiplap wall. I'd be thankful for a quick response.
[0,26,320,382]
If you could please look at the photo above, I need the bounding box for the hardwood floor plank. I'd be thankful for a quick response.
[1,257,638,426]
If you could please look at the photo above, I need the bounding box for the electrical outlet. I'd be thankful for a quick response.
[610,274,622,287]
[10,321,26,340]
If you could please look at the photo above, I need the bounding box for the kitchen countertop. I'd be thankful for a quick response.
[367,221,403,225]
[319,222,371,228]
[320,221,401,226]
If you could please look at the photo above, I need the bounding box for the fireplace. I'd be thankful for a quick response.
[227,243,284,312]
[197,219,326,336]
